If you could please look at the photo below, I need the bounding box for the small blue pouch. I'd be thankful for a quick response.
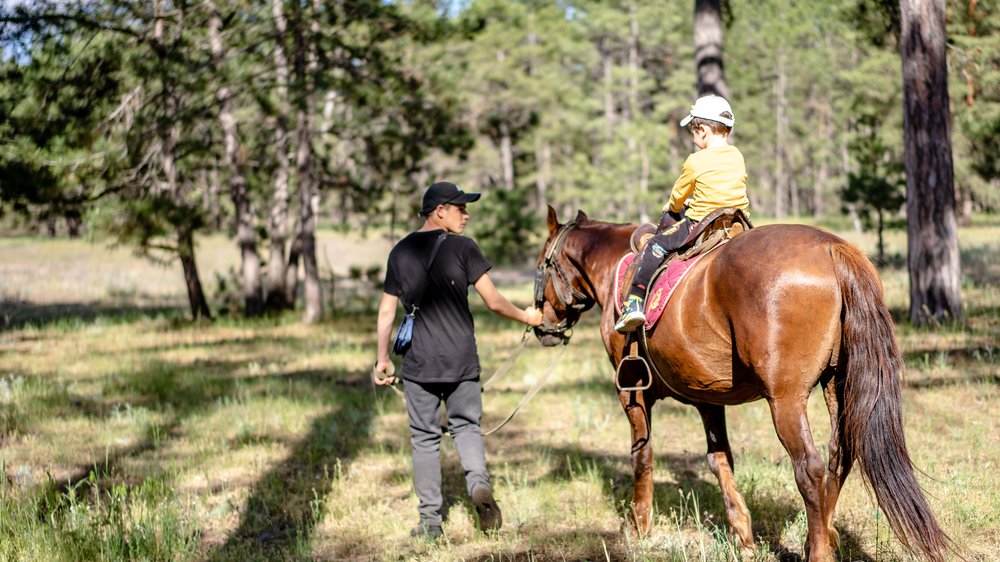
[392,311,415,356]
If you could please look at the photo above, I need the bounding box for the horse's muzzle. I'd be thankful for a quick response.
[534,329,566,347]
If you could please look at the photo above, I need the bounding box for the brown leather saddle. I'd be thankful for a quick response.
[623,207,753,302]
[615,208,754,393]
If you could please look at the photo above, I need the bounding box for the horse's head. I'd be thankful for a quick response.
[532,206,595,347]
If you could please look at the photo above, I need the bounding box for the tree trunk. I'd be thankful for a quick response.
[602,41,615,143]
[965,0,978,107]
[790,172,800,217]
[628,3,648,222]
[774,49,787,218]
[900,0,963,325]
[265,0,292,311]
[499,121,514,191]
[639,142,650,223]
[534,133,548,213]
[694,0,729,99]
[813,99,828,218]
[293,0,322,323]
[65,214,82,238]
[877,209,885,264]
[178,226,212,320]
[285,230,301,307]
[958,189,973,227]
[207,0,263,316]
[158,0,210,321]
[208,164,222,230]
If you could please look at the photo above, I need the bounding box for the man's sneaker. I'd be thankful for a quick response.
[471,486,502,532]
[615,296,646,333]
[409,522,443,540]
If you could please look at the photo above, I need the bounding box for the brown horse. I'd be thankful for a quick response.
[532,206,950,561]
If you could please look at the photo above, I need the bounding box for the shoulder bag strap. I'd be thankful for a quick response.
[407,232,447,314]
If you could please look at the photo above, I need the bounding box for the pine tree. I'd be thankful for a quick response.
[899,0,964,324]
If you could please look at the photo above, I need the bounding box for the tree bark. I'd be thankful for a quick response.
[208,164,222,230]
[628,3,648,222]
[285,229,301,307]
[774,49,787,218]
[694,0,729,99]
[813,98,828,218]
[534,133,548,213]
[265,0,292,311]
[158,0,210,321]
[499,121,514,191]
[293,0,322,323]
[602,41,615,143]
[178,225,212,319]
[207,0,263,316]
[899,0,963,325]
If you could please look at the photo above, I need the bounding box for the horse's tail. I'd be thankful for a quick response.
[832,243,950,562]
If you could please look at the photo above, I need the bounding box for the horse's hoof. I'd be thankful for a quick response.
[622,516,651,540]
[803,541,835,562]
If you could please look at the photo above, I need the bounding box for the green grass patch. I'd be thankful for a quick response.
[0,225,997,560]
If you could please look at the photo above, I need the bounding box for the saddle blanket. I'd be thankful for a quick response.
[613,252,705,330]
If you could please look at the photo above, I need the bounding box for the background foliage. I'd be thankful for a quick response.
[1,0,997,285]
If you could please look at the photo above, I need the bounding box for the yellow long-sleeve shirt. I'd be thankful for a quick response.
[664,145,749,222]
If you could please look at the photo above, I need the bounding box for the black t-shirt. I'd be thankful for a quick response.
[383,230,492,383]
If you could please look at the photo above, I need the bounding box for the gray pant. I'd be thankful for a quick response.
[403,378,491,526]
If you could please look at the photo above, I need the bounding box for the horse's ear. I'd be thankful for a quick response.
[546,205,559,235]
[575,209,588,223]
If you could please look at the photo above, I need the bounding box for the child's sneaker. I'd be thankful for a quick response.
[615,296,646,333]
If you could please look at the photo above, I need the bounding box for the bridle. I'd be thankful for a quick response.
[533,222,594,341]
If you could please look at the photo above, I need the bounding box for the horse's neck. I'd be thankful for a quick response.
[573,223,633,310]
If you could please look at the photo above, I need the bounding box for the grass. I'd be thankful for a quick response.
[0,221,997,561]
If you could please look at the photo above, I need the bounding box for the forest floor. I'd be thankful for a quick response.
[0,219,997,561]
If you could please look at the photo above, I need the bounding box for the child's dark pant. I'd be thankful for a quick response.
[629,218,694,297]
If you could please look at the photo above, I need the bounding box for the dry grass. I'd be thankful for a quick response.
[0,221,997,561]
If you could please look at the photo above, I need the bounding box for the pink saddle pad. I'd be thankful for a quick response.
[614,252,703,329]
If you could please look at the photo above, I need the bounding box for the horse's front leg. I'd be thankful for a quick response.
[695,404,754,554]
[618,388,654,536]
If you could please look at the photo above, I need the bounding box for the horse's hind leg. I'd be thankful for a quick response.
[696,404,754,553]
[768,396,834,562]
[618,388,654,536]
[820,373,854,553]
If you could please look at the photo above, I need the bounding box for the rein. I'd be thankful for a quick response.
[375,330,565,436]
[533,222,593,340]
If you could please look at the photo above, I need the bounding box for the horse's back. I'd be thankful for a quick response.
[653,224,846,403]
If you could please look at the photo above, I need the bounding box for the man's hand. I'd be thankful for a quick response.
[373,358,396,386]
[522,306,543,327]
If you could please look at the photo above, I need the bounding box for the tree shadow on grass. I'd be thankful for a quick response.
[25,359,373,561]
[31,357,263,495]
[0,299,182,332]
[204,381,375,562]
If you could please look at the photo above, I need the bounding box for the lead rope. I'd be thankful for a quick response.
[373,328,567,437]
[481,327,533,391]
[481,341,567,436]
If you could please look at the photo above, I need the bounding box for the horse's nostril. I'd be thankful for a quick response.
[541,335,563,347]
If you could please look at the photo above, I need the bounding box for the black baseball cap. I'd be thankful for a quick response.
[420,181,481,217]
